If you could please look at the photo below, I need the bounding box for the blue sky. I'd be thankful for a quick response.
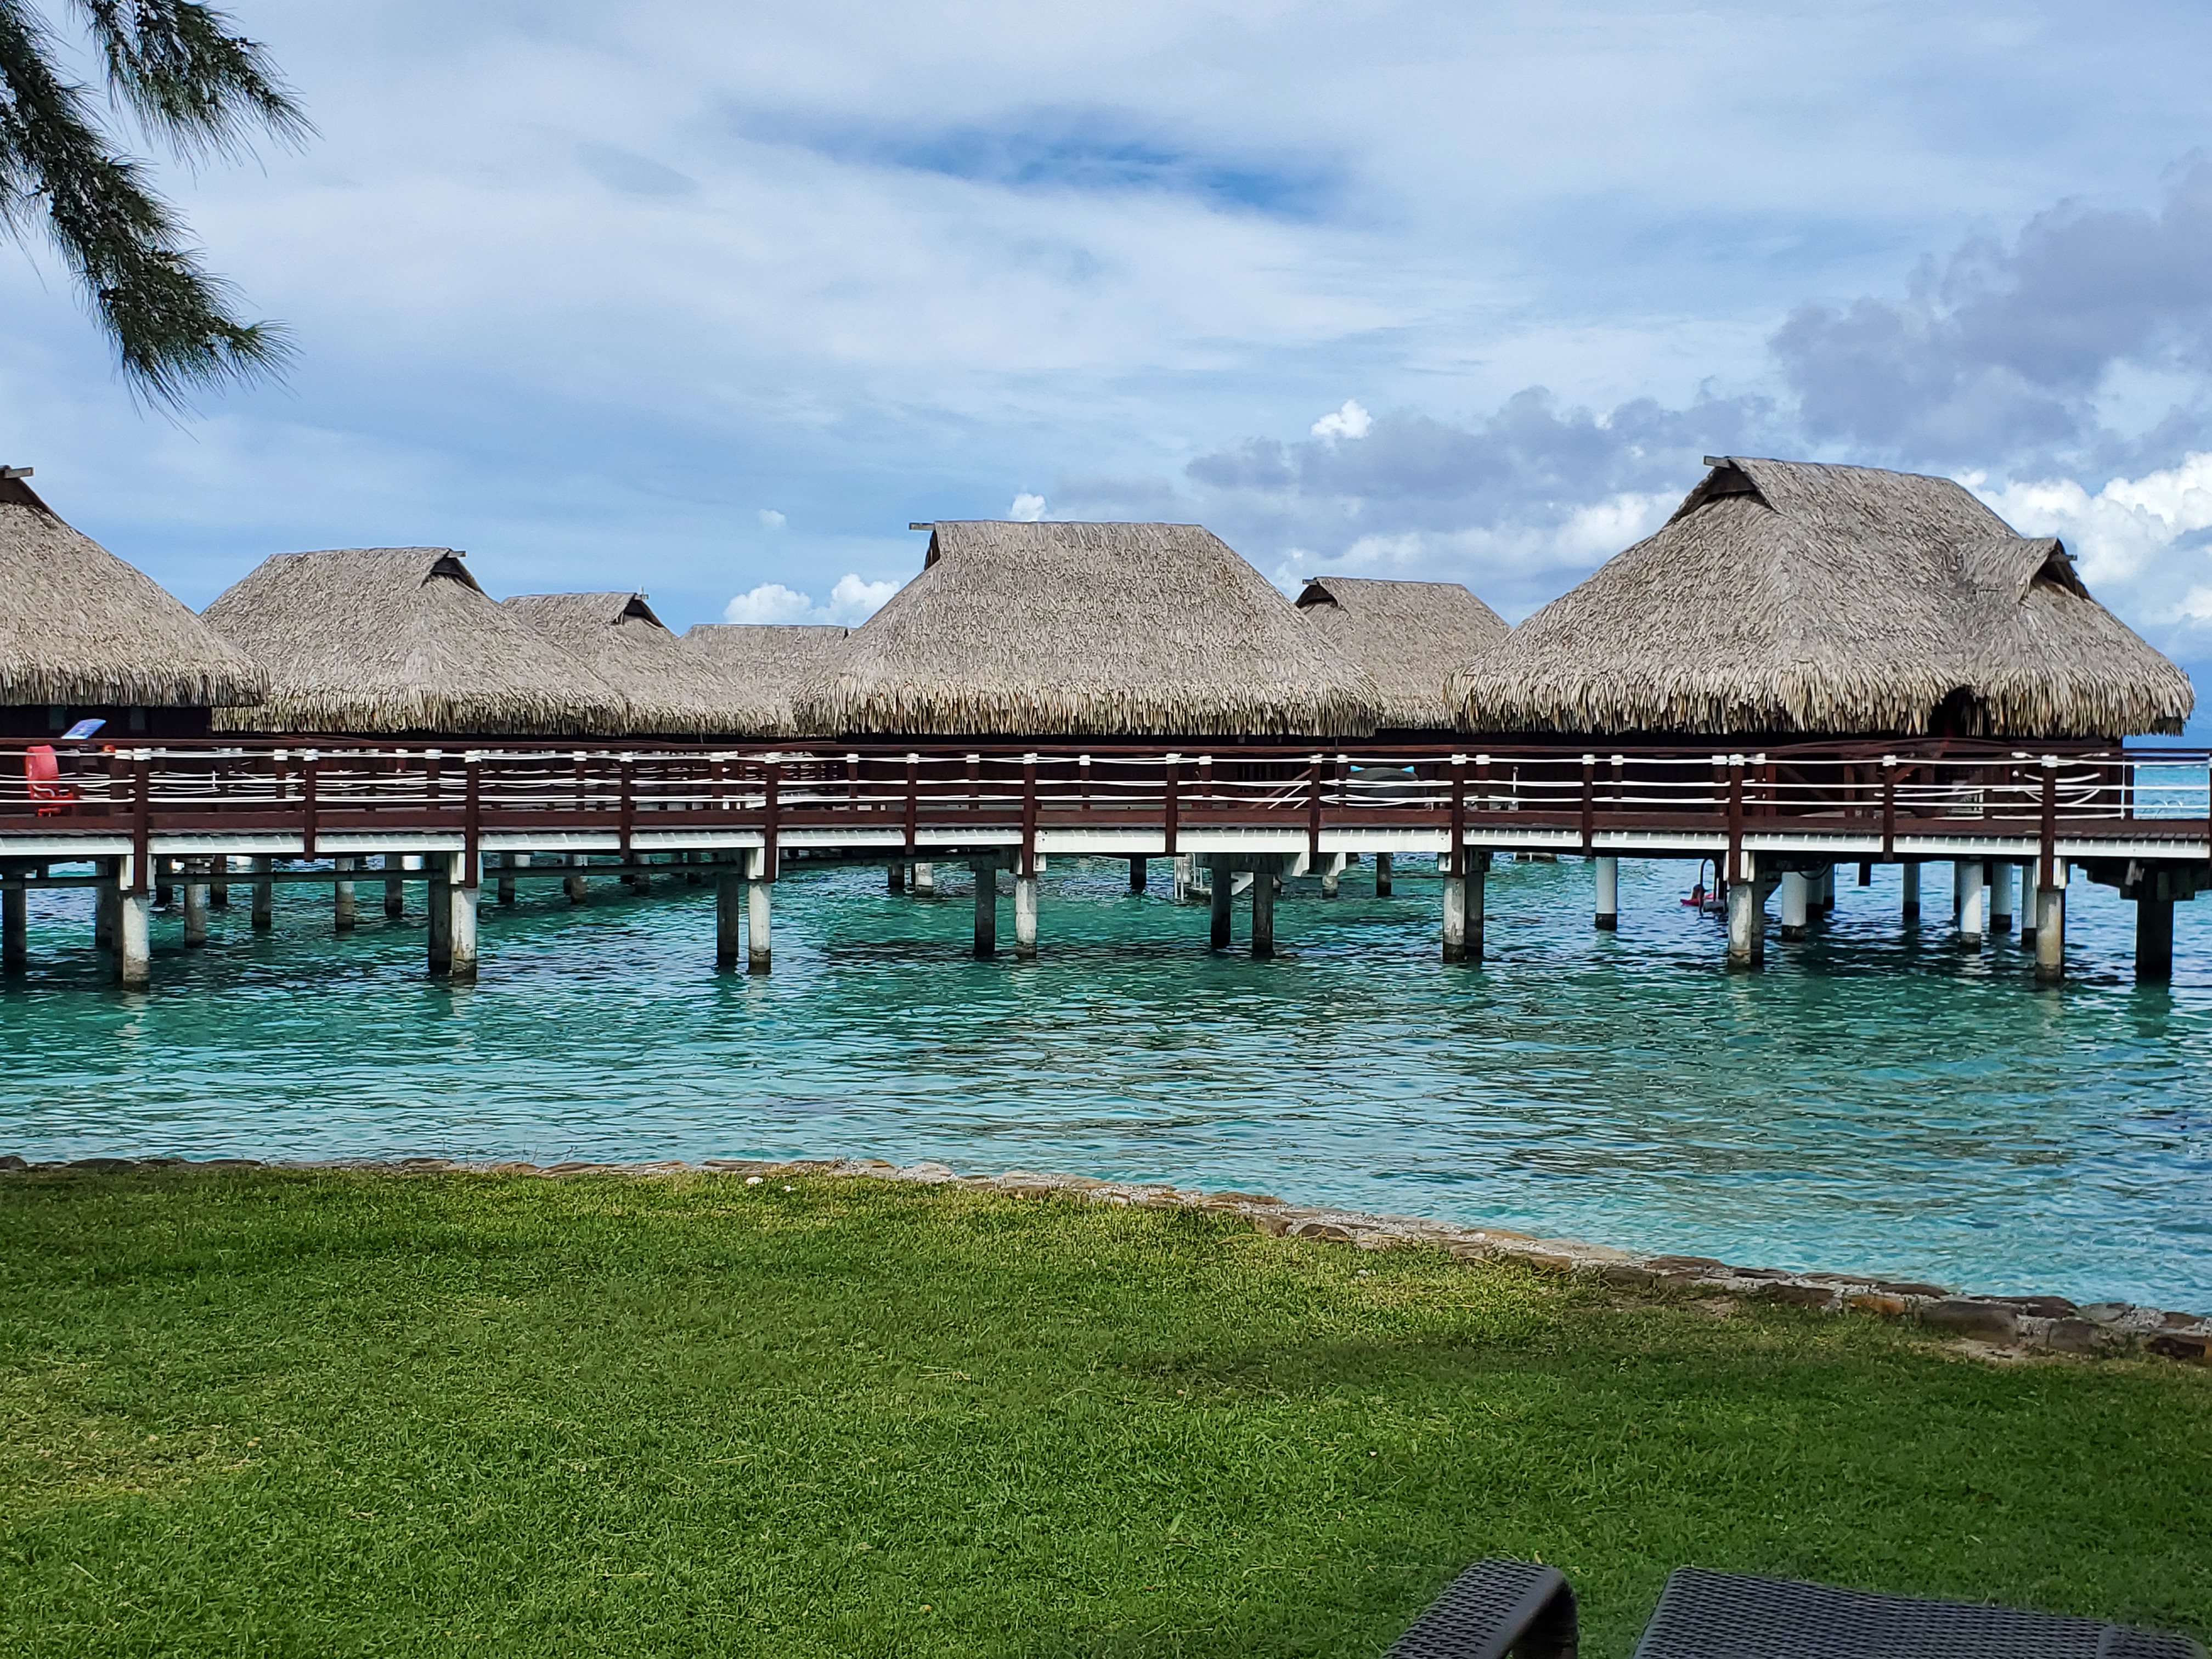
[9,0,2212,689]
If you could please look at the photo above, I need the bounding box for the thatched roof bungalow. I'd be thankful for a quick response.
[205,548,630,736]
[1453,456,2193,740]
[679,623,848,739]
[502,591,729,736]
[801,521,1379,740]
[1295,576,1509,732]
[0,466,265,737]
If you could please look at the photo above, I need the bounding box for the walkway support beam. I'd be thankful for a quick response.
[253,856,274,930]
[1015,870,1039,960]
[748,850,772,974]
[1726,860,1763,970]
[1594,855,1618,930]
[2035,879,2066,986]
[1780,870,1809,941]
[1957,860,1987,947]
[1375,851,1392,896]
[970,859,996,958]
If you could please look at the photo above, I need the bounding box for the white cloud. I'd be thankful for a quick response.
[723,573,901,626]
[1310,399,1373,444]
[1008,492,1047,521]
[1977,454,2212,627]
[758,508,787,529]
[723,582,819,623]
[826,573,900,621]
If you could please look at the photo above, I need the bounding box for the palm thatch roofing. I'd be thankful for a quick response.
[678,623,849,739]
[0,469,265,709]
[800,521,1380,739]
[501,591,730,736]
[1452,456,2194,739]
[204,549,631,736]
[1295,576,1509,730]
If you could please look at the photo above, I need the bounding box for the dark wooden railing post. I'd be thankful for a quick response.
[301,749,320,860]
[1307,753,1324,863]
[463,755,482,888]
[617,755,635,857]
[1022,753,1039,877]
[1880,755,1897,862]
[1163,754,1180,856]
[2039,754,2058,890]
[131,749,152,894]
[762,755,782,878]
[1449,753,1466,876]
[1726,753,1745,884]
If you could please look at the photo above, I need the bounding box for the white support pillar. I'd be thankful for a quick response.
[2017,863,2037,943]
[334,855,357,933]
[1726,859,1763,970]
[117,861,150,990]
[1441,867,1466,963]
[913,861,935,896]
[1957,859,1987,946]
[1990,861,2015,933]
[747,853,772,974]
[1815,865,1835,914]
[1780,871,1810,941]
[1014,870,1039,959]
[1594,855,1618,930]
[1321,853,1346,899]
[2035,872,2067,985]
[252,856,274,931]
[1901,861,1921,921]
[1374,851,1393,896]
[183,866,209,947]
[565,853,587,905]
[447,856,479,984]
[496,853,516,906]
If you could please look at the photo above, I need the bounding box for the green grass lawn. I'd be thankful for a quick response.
[1,1167,2207,1657]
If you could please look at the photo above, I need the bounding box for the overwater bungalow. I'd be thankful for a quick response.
[802,521,1379,740]
[1453,456,2192,740]
[204,548,630,737]
[0,465,264,738]
[679,623,849,740]
[1294,576,1509,736]
[501,591,728,737]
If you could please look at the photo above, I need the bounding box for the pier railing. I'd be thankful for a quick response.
[2,738,2207,871]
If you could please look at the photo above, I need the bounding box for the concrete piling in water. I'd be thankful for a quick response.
[447,855,479,983]
[2035,877,2067,985]
[1375,851,1392,896]
[497,853,517,906]
[210,858,230,909]
[1209,866,1232,949]
[1901,861,1921,922]
[252,856,274,930]
[888,861,906,894]
[1991,862,2015,934]
[384,853,405,918]
[1594,855,1618,930]
[1957,860,1987,947]
[913,862,935,896]
[970,859,996,958]
[747,853,772,974]
[1251,867,1276,958]
[117,859,150,990]
[3,884,25,972]
[1321,853,1345,899]
[94,860,117,953]
[565,854,587,905]
[1130,856,1146,893]
[334,856,357,932]
[183,864,209,947]
[716,863,743,968]
[1780,870,1809,941]
[1015,868,1039,960]
[1725,862,1764,970]
[428,857,453,975]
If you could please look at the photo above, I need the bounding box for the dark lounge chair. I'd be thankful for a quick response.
[1383,1558,2206,1658]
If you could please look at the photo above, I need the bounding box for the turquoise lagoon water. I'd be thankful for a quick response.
[1,855,2208,1312]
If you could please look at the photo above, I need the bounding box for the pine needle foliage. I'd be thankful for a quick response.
[0,0,309,405]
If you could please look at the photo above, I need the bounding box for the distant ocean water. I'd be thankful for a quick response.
[2,854,2207,1311]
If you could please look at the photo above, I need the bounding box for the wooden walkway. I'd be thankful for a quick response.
[3,737,2207,986]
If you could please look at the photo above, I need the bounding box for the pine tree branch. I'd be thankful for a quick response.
[0,0,292,404]
[71,0,312,161]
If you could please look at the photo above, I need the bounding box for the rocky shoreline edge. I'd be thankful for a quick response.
[8,1150,2208,1367]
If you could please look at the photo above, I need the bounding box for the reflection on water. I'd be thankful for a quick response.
[2,856,2208,1308]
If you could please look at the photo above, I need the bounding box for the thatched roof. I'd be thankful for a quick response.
[501,591,730,736]
[1295,576,1509,730]
[801,521,1380,738]
[0,469,265,708]
[1453,456,2194,738]
[678,623,848,739]
[205,549,631,735]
